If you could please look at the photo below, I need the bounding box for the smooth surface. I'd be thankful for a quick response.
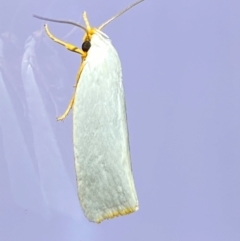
[73,30,138,223]
[1,0,240,240]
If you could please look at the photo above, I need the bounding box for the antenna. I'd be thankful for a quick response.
[33,15,88,33]
[33,0,144,33]
[98,0,144,30]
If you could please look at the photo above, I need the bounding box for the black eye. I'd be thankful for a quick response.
[82,41,91,52]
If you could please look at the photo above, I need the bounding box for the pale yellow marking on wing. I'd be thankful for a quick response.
[96,206,139,224]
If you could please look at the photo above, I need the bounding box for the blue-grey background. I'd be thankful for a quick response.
[1,0,240,240]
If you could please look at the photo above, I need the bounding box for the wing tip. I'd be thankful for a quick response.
[92,205,139,224]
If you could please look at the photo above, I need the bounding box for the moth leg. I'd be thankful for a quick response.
[44,24,87,57]
[57,60,86,121]
[57,95,75,121]
[74,59,86,87]
[43,24,87,121]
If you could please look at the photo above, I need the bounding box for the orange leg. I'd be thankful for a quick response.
[42,24,87,121]
[57,60,86,121]
[44,24,86,56]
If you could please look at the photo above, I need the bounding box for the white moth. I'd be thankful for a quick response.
[33,0,143,223]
